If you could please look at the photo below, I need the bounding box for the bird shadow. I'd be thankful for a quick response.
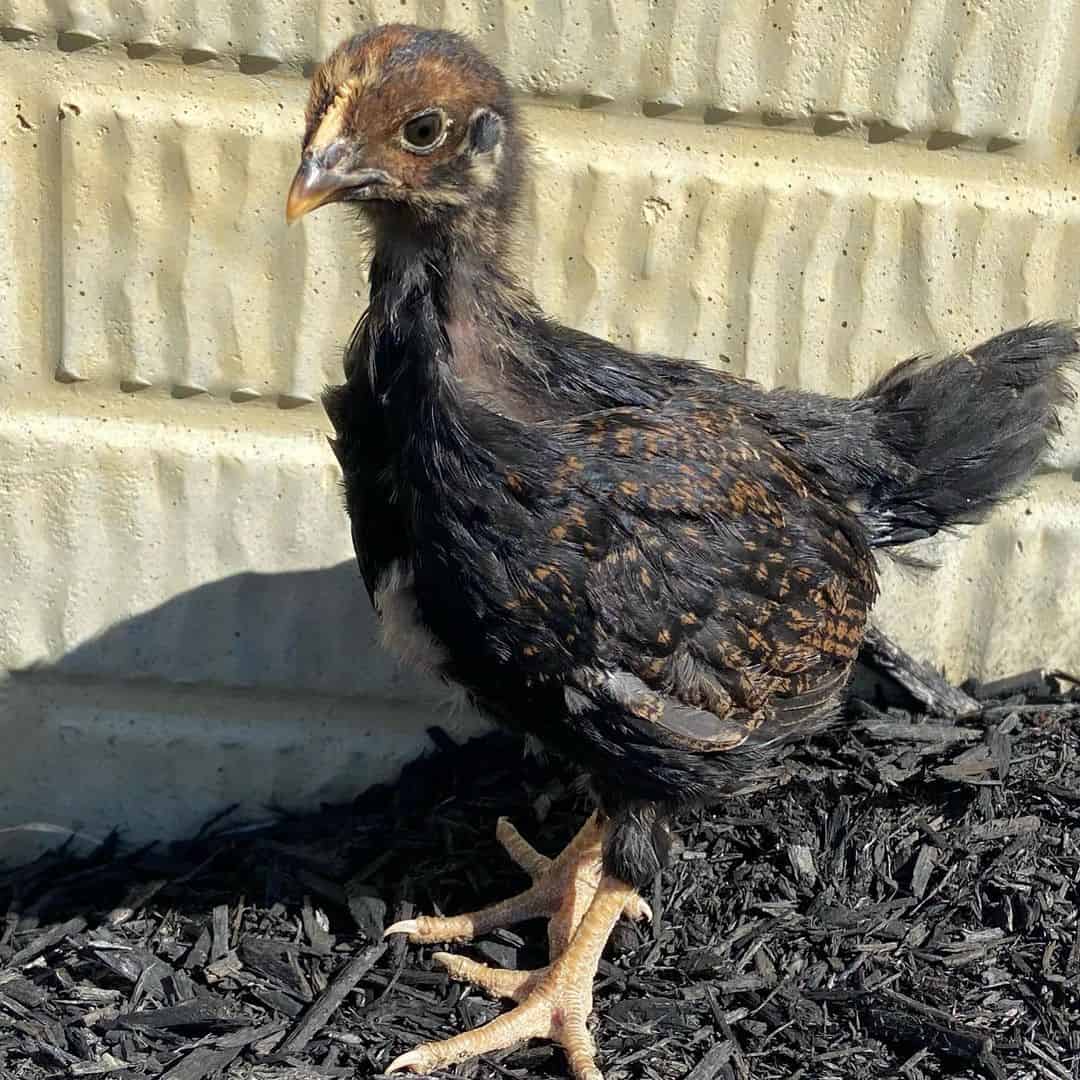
[1,561,489,870]
[23,561,381,697]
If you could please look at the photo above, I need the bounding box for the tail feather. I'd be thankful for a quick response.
[855,321,1079,547]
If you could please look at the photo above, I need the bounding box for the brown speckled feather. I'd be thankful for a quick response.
[464,399,876,763]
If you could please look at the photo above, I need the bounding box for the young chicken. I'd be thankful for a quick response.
[286,24,1078,1080]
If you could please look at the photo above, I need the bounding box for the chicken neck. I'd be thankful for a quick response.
[361,205,699,428]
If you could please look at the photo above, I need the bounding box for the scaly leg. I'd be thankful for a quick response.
[384,813,650,1079]
[387,872,638,1080]
[384,811,649,958]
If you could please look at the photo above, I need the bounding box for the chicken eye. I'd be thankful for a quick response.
[402,111,445,152]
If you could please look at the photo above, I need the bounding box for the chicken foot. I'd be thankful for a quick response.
[385,812,649,955]
[384,812,650,1079]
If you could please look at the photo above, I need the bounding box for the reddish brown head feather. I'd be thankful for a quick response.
[298,25,524,232]
[304,25,506,155]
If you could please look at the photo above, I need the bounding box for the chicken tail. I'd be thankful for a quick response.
[854,321,1079,547]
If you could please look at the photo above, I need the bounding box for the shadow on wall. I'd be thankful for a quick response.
[0,564,490,866]
[39,562,387,699]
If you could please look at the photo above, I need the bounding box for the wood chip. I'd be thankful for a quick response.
[5,918,88,970]
[862,625,981,718]
[277,944,387,1055]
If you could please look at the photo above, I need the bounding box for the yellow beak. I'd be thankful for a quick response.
[285,161,348,224]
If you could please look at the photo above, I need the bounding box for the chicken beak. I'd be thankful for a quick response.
[285,160,349,224]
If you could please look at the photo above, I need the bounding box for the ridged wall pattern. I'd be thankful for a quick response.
[3,0,1080,148]
[1,5,1078,854]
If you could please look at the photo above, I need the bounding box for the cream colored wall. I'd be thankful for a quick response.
[1,2,1078,859]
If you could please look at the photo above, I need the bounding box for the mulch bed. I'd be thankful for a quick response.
[2,658,1080,1080]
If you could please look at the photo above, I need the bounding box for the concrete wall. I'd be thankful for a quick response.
[2,1,1079,861]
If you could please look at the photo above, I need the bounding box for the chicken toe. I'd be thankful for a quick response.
[384,812,650,957]
[386,873,637,1080]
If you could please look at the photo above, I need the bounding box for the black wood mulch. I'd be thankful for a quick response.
[2,662,1080,1080]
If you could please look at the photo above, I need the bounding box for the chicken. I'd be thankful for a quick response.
[286,24,1079,1080]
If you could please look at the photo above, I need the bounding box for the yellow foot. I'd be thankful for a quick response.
[386,873,636,1080]
[384,812,650,958]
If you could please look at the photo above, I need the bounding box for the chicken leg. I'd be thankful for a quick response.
[384,813,650,1079]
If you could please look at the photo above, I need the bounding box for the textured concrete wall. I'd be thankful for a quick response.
[2,2,1079,859]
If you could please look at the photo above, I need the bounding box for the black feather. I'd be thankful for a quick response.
[312,25,1079,888]
[854,322,1079,545]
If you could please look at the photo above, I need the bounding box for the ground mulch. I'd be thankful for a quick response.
[2,661,1079,1080]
